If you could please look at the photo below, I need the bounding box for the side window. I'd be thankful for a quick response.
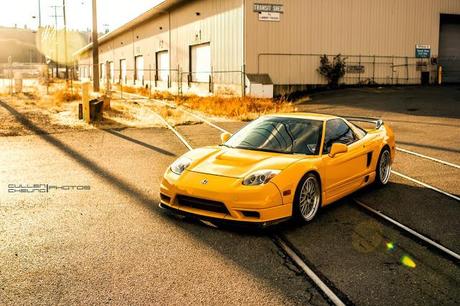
[323,119,358,153]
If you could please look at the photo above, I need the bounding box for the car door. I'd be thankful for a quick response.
[322,119,368,203]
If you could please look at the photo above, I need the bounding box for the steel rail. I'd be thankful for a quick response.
[116,90,460,202]
[354,199,460,262]
[150,107,346,306]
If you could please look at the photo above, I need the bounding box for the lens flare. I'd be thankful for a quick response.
[386,241,396,252]
[401,255,416,268]
[35,27,86,65]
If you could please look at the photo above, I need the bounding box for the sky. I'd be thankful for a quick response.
[1,0,164,32]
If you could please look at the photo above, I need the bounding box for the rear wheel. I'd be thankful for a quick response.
[376,147,391,185]
[293,173,321,222]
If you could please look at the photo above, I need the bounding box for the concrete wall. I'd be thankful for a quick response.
[244,0,460,93]
[78,0,244,95]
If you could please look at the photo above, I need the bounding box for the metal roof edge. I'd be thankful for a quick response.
[73,0,184,57]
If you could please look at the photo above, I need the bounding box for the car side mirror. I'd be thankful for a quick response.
[329,143,348,158]
[220,132,232,144]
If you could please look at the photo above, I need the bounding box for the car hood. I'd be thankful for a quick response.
[184,146,306,178]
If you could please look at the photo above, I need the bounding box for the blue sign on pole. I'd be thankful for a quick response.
[415,44,431,58]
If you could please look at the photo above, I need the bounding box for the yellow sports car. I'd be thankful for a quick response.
[160,113,395,225]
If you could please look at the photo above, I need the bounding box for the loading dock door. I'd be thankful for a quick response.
[109,61,114,82]
[156,50,169,82]
[191,43,211,82]
[135,55,144,83]
[439,14,460,83]
[120,59,127,83]
[100,63,105,80]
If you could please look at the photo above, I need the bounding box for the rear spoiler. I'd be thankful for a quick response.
[344,116,384,129]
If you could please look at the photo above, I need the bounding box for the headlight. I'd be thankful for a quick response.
[170,157,192,175]
[242,169,280,186]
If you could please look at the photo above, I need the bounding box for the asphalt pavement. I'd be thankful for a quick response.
[0,115,326,305]
[1,85,460,305]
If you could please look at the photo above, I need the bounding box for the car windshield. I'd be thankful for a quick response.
[224,117,323,155]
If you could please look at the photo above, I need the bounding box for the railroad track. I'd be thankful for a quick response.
[116,91,460,305]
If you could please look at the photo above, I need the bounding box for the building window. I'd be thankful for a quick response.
[120,59,127,83]
[190,42,211,82]
[156,50,169,82]
[134,55,144,82]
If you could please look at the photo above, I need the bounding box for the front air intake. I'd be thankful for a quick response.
[176,195,229,214]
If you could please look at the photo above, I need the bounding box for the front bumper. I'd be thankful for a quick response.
[159,169,292,223]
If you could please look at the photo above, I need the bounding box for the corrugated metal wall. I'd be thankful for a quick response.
[78,0,244,94]
[245,0,460,88]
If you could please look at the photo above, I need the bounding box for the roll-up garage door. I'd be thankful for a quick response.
[191,43,211,82]
[135,55,144,82]
[120,59,127,83]
[156,50,169,81]
[439,14,460,83]
[109,62,114,82]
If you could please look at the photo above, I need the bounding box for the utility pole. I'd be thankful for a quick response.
[51,5,60,78]
[38,0,42,28]
[63,0,68,80]
[92,0,100,92]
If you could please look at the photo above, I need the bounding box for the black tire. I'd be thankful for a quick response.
[375,147,391,186]
[293,173,321,223]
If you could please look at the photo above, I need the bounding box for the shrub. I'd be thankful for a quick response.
[53,89,81,104]
[317,54,346,87]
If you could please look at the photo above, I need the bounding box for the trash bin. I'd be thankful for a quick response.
[89,98,104,121]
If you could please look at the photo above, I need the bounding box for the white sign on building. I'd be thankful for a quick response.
[258,12,281,22]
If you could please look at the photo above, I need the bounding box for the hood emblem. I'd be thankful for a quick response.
[201,178,208,185]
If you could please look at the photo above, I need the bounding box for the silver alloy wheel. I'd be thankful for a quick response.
[299,176,320,221]
[379,150,391,184]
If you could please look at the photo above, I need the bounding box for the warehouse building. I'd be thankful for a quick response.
[75,0,460,97]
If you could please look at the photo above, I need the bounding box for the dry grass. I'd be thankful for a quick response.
[48,89,81,110]
[53,89,81,104]
[116,85,294,120]
[175,95,295,120]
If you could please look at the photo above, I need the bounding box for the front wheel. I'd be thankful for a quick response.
[293,173,321,222]
[376,147,391,185]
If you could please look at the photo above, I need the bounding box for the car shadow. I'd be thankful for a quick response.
[102,128,177,156]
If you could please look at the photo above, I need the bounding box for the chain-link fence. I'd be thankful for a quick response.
[0,62,49,94]
[76,53,444,98]
[76,63,246,97]
[257,53,438,86]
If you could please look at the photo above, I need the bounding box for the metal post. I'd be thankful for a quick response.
[372,56,375,83]
[177,64,180,95]
[91,0,100,92]
[405,56,409,82]
[38,0,42,28]
[358,55,361,84]
[63,0,68,80]
[242,64,246,97]
[149,64,152,98]
[209,66,213,93]
[391,56,394,85]
[53,5,59,78]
